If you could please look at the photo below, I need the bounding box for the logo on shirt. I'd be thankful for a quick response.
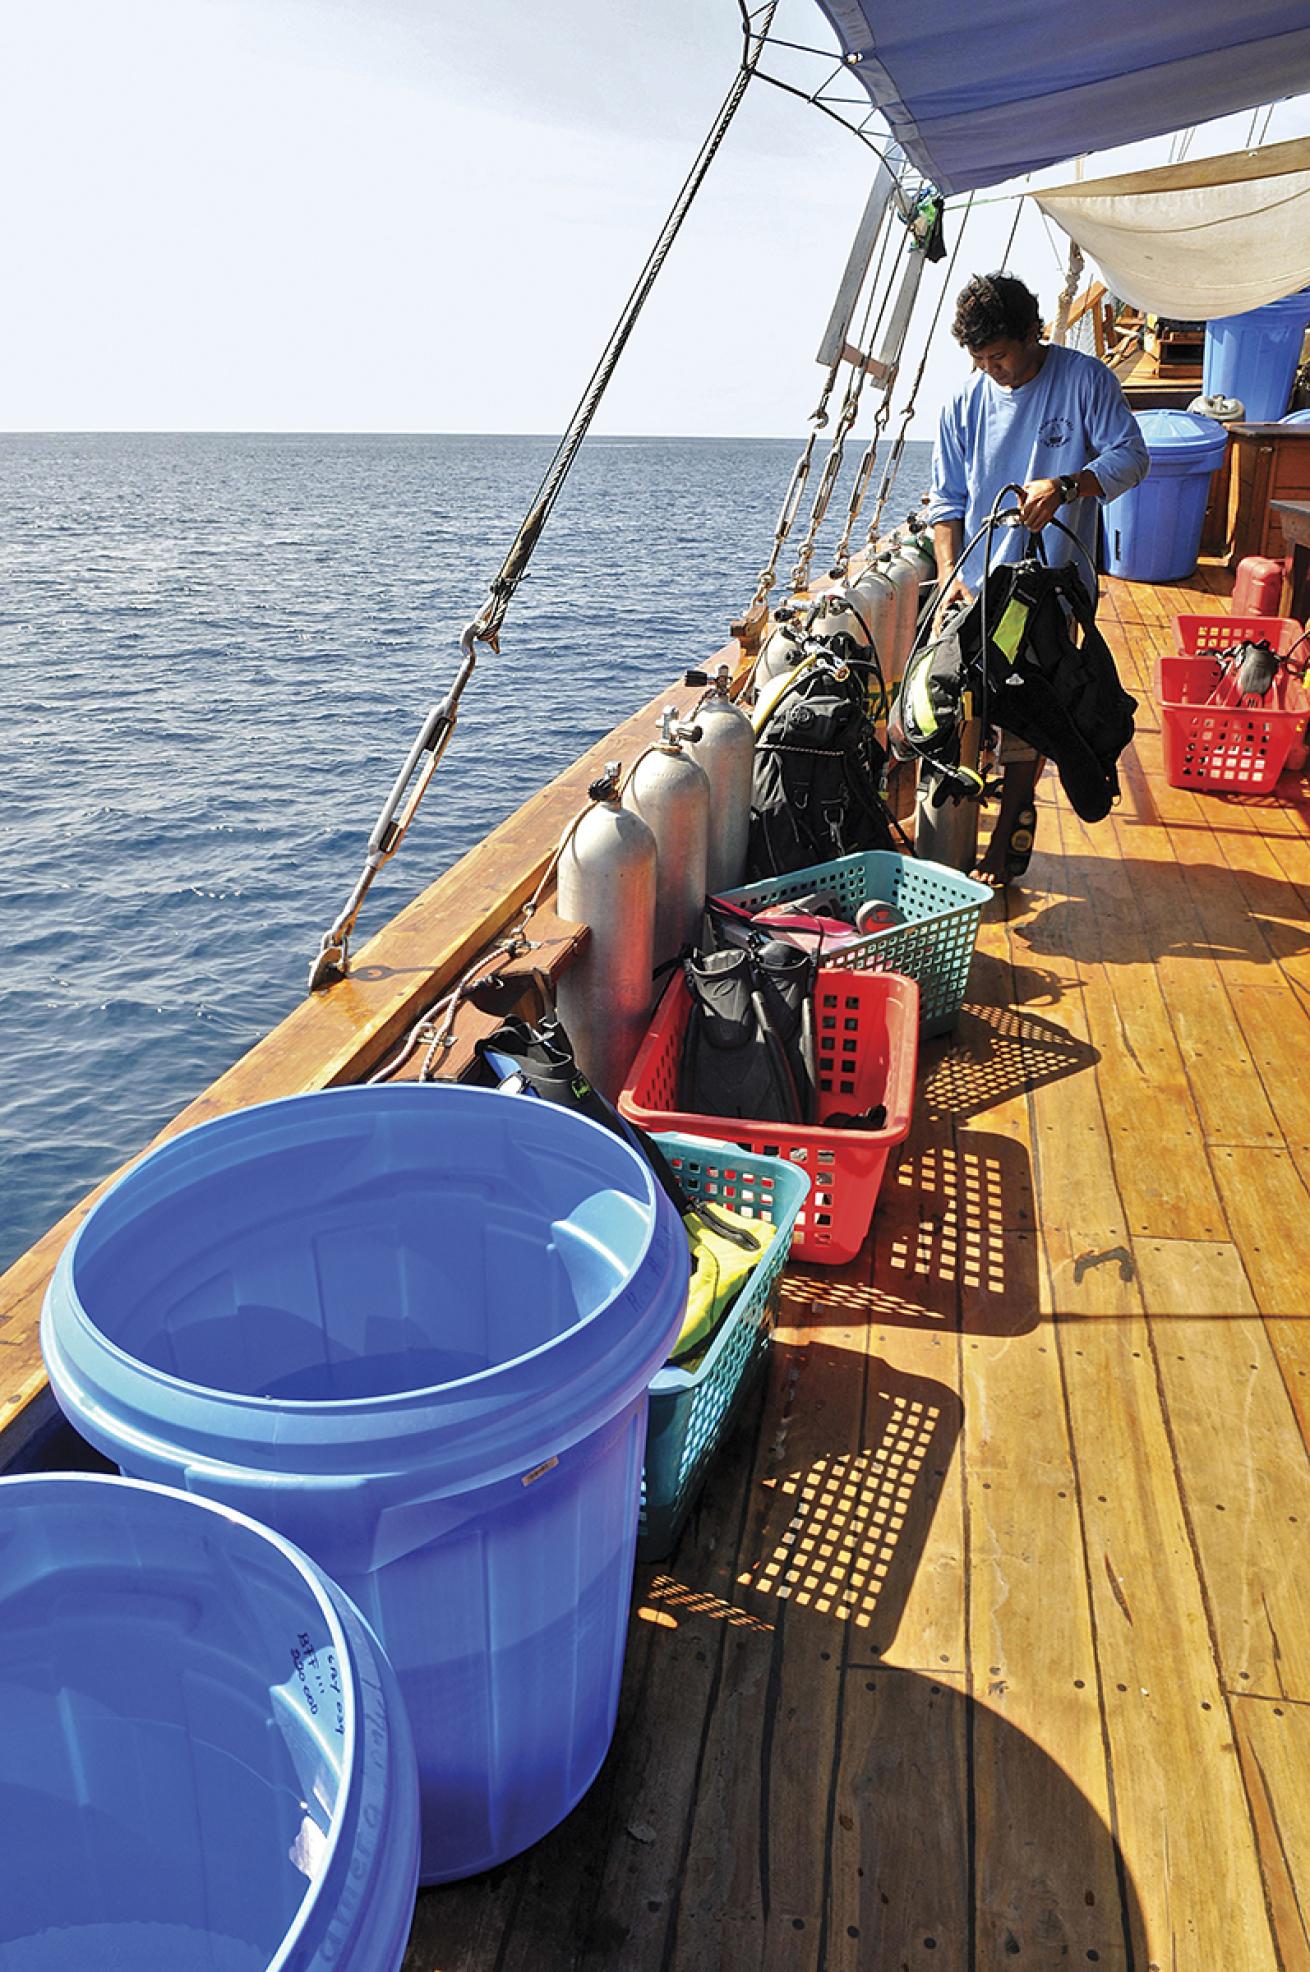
[1038,414,1072,447]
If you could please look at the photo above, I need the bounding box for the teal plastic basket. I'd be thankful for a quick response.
[640,1135,810,1560]
[719,849,991,1038]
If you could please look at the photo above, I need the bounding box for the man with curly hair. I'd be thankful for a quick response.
[925,271,1147,881]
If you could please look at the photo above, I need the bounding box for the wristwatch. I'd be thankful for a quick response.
[1058,473,1081,505]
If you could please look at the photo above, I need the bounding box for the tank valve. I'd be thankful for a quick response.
[684,665,733,698]
[658,705,702,748]
[588,760,623,802]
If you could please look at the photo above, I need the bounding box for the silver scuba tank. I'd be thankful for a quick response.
[754,608,806,690]
[880,548,921,687]
[848,560,899,711]
[684,665,754,895]
[555,763,658,1101]
[913,676,983,873]
[914,764,980,874]
[899,514,938,578]
[622,707,711,983]
[807,587,869,650]
[895,527,937,674]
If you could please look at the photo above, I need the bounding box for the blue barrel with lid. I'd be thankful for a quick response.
[1203,290,1310,423]
[1106,410,1229,583]
[41,1084,689,1884]
[0,1472,419,1972]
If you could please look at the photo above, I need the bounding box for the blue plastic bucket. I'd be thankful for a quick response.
[1106,410,1229,583]
[1203,290,1310,423]
[41,1085,689,1883]
[0,1472,418,1972]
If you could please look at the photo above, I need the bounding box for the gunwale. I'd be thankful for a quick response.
[7,562,1310,1968]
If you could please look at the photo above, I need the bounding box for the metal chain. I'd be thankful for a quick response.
[307,6,778,992]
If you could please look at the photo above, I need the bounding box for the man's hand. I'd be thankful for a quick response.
[933,576,974,633]
[1017,477,1063,532]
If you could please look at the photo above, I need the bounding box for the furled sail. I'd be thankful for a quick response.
[813,1,1310,194]
[1033,139,1310,319]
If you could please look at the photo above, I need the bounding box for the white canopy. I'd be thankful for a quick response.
[1033,138,1310,320]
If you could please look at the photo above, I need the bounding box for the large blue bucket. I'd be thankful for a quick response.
[42,1085,689,1883]
[1106,410,1229,583]
[1203,290,1310,423]
[0,1473,418,1972]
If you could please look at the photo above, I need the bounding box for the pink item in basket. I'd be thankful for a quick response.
[749,907,862,953]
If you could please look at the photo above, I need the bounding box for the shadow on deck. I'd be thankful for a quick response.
[406,1335,1145,1968]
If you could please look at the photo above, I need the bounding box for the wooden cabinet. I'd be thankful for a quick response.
[1226,423,1310,563]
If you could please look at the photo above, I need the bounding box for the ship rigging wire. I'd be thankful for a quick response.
[308,1,780,991]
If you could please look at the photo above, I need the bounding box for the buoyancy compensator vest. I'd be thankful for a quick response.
[747,651,895,880]
[891,549,1136,824]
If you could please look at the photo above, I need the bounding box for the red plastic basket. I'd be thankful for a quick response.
[1155,655,1310,793]
[618,968,919,1266]
[1171,612,1302,657]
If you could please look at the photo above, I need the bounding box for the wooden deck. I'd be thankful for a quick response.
[404,569,1310,1972]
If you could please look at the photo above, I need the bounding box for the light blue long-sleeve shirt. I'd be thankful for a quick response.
[926,342,1149,591]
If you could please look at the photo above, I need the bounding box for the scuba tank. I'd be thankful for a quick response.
[754,604,807,691]
[622,707,711,983]
[895,520,935,674]
[684,665,754,895]
[899,513,938,581]
[914,762,981,873]
[848,560,898,713]
[879,548,921,687]
[555,763,658,1101]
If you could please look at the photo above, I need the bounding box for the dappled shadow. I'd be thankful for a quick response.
[405,1338,1145,1969]
[780,1126,1040,1338]
[1015,852,1310,973]
[732,1347,961,1649]
[920,997,1100,1122]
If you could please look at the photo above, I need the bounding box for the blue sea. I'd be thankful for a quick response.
[0,432,932,1270]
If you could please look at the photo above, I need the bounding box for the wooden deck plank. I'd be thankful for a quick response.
[1234,1696,1310,1971]
[1134,1239,1310,1701]
[1054,1270,1282,1971]
[666,1318,866,1966]
[963,880,1130,1964]
[826,1667,969,1968]
[1229,983,1310,1145]
[1052,801,1227,1240]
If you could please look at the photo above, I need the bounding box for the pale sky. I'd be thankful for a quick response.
[4,0,1308,436]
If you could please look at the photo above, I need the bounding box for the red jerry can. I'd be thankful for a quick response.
[1232,554,1287,617]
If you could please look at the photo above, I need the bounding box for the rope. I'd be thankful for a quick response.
[468,4,778,656]
[1051,239,1085,345]
[1000,195,1022,267]
[307,7,777,991]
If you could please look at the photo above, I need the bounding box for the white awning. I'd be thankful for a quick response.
[1033,139,1310,319]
